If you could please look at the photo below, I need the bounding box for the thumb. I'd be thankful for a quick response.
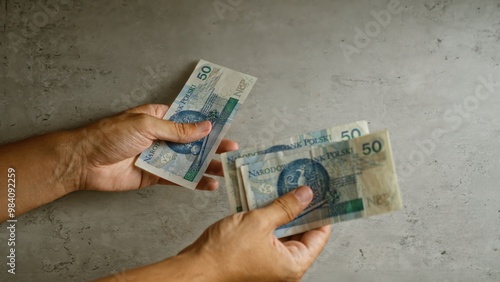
[259,186,313,230]
[148,119,212,143]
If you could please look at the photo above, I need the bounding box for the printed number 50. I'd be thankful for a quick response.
[362,140,382,155]
[197,66,212,80]
[341,128,361,140]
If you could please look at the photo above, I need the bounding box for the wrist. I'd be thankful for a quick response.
[51,129,88,193]
[163,251,223,282]
[101,251,223,282]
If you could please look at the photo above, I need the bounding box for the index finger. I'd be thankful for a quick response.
[216,139,239,154]
[284,225,332,268]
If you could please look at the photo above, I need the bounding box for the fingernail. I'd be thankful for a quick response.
[294,186,313,203]
[196,121,211,132]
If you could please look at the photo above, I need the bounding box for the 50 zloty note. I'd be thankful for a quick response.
[240,130,402,238]
[221,121,369,213]
[136,59,257,189]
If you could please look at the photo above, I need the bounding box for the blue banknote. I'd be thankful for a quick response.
[136,59,257,189]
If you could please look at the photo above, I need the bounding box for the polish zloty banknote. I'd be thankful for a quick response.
[240,130,402,238]
[233,121,370,212]
[235,152,285,211]
[221,121,369,213]
[135,59,257,189]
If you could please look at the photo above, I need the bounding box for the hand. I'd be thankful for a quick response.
[78,104,238,192]
[178,186,331,281]
[96,186,331,281]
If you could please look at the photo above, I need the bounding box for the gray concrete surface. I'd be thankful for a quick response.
[1,0,500,281]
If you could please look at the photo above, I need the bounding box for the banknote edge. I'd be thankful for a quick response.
[221,152,239,213]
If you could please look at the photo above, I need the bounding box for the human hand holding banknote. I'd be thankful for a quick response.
[97,186,331,282]
[178,186,331,282]
[81,103,239,192]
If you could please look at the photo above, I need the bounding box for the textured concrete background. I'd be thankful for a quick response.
[1,0,500,281]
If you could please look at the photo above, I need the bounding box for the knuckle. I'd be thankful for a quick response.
[135,113,151,126]
[282,263,305,282]
[97,117,114,131]
[133,113,155,135]
[274,198,295,222]
[212,212,246,233]
[173,122,190,139]
[228,212,245,223]
[126,104,154,114]
[286,271,304,282]
[144,104,162,116]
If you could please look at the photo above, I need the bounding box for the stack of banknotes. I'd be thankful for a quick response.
[221,122,403,238]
